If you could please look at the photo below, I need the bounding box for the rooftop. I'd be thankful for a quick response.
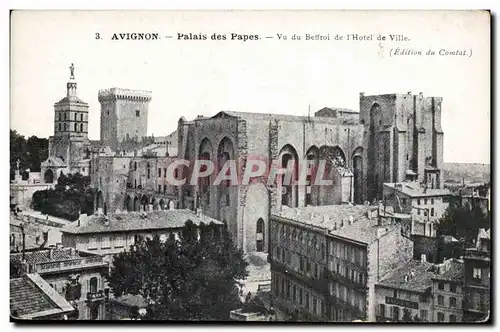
[210,111,361,125]
[62,209,223,235]
[54,95,88,106]
[10,273,74,319]
[273,205,395,244]
[384,182,451,197]
[432,259,465,282]
[377,260,437,293]
[11,248,80,265]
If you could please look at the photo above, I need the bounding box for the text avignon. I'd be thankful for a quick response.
[111,33,159,40]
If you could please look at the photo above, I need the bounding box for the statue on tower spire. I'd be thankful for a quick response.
[69,63,75,79]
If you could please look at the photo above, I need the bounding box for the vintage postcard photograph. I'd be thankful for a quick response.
[9,10,490,323]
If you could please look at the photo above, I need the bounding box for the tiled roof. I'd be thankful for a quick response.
[41,156,66,167]
[377,260,436,293]
[10,248,80,265]
[55,96,88,105]
[384,182,451,197]
[10,273,74,319]
[317,107,358,114]
[433,259,465,282]
[273,205,387,244]
[62,209,223,235]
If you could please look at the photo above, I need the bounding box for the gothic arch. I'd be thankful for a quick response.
[44,169,54,184]
[352,146,364,204]
[198,138,214,207]
[133,196,140,211]
[305,146,320,206]
[96,190,104,212]
[278,144,299,208]
[125,195,132,212]
[140,194,149,211]
[243,182,270,253]
[217,136,235,216]
[159,199,165,210]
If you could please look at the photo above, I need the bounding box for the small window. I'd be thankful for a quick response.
[158,168,162,177]
[437,312,444,322]
[158,185,161,193]
[473,268,482,279]
[431,198,434,204]
[438,282,444,290]
[431,208,435,216]
[450,283,457,293]
[136,110,140,117]
[420,309,428,321]
[449,297,457,308]
[437,295,444,306]
[393,289,398,298]
[424,198,428,204]
[417,199,421,205]
[449,314,457,322]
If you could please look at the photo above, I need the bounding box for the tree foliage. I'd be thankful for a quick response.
[10,259,25,279]
[436,200,490,246]
[107,221,249,321]
[31,173,94,221]
[10,130,48,180]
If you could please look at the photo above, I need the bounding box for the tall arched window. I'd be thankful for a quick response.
[256,218,265,252]
[58,123,61,131]
[80,123,84,132]
[80,113,83,121]
[74,123,78,132]
[89,277,98,293]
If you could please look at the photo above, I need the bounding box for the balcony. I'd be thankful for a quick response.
[464,249,490,262]
[35,256,109,274]
[463,300,489,314]
[87,290,106,302]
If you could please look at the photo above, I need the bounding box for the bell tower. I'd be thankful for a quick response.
[49,63,90,164]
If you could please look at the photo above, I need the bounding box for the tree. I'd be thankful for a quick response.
[437,201,490,246]
[10,130,49,180]
[107,221,249,321]
[31,172,94,221]
[10,259,25,279]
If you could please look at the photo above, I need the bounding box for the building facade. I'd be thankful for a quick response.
[10,248,109,320]
[432,259,464,323]
[463,228,490,322]
[268,205,414,322]
[61,209,223,263]
[98,88,152,151]
[383,182,450,238]
[90,153,179,216]
[360,92,444,200]
[41,69,92,184]
[177,92,444,253]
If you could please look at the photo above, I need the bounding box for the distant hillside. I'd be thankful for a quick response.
[442,162,490,184]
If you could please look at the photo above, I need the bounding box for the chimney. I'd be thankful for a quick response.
[196,207,202,217]
[348,215,354,225]
[49,248,54,260]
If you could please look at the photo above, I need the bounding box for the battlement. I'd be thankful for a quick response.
[98,88,152,102]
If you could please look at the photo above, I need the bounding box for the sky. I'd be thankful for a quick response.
[10,10,490,164]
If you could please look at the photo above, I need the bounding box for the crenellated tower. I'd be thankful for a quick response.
[98,88,152,151]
